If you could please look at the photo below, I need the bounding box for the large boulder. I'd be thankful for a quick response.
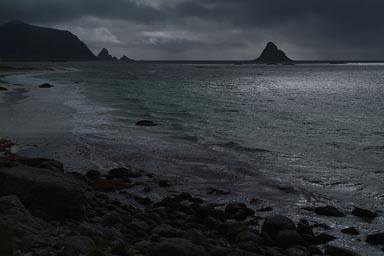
[0,195,51,251]
[148,238,208,256]
[261,215,296,240]
[296,219,314,237]
[324,246,361,256]
[351,207,377,219]
[314,206,345,217]
[0,165,86,220]
[276,230,307,249]
[225,203,255,221]
[366,232,384,245]
[55,236,96,255]
[13,157,64,173]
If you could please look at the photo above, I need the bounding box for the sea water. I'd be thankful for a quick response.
[1,62,384,255]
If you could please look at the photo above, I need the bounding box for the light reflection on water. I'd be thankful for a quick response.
[1,63,384,255]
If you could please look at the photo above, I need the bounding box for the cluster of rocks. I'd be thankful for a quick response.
[0,139,15,155]
[0,155,382,256]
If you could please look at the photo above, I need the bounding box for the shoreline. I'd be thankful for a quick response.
[0,151,382,255]
[1,65,384,255]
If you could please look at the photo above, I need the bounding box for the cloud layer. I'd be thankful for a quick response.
[1,0,384,60]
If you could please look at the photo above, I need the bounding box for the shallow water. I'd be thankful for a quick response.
[1,62,384,255]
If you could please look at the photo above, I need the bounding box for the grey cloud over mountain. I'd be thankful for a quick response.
[1,0,383,60]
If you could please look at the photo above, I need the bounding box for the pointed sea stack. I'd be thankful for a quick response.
[255,42,292,63]
[97,48,115,61]
[0,21,96,62]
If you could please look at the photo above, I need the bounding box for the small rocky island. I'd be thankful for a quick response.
[120,55,135,62]
[255,42,292,63]
[97,48,117,61]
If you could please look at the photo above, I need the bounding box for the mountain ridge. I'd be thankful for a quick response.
[0,21,96,62]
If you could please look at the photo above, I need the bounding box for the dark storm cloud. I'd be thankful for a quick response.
[1,0,384,60]
[0,0,165,24]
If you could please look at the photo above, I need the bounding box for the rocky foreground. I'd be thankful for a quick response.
[0,151,383,256]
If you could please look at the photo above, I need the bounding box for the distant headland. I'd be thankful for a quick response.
[1,21,383,64]
[0,21,134,62]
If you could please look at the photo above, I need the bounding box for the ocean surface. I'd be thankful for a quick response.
[1,62,384,255]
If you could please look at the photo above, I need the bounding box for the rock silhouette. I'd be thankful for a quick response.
[0,21,96,62]
[97,48,116,61]
[255,42,292,63]
[120,55,135,62]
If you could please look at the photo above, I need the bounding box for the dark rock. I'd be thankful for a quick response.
[15,157,64,172]
[314,206,345,217]
[0,86,8,91]
[265,247,286,256]
[35,160,64,172]
[120,55,135,61]
[0,195,51,250]
[57,236,96,256]
[148,238,208,256]
[261,215,296,240]
[351,207,378,219]
[77,222,122,241]
[296,219,314,237]
[260,232,275,246]
[210,247,232,256]
[315,233,336,244]
[285,245,310,256]
[190,197,205,204]
[134,195,152,206]
[255,42,292,63]
[224,222,247,240]
[67,172,88,182]
[99,212,122,227]
[0,165,86,220]
[225,203,254,221]
[256,207,273,212]
[136,120,157,126]
[235,231,264,244]
[152,223,184,238]
[234,241,265,254]
[300,234,316,244]
[312,223,330,230]
[0,21,96,62]
[276,230,308,249]
[127,220,150,232]
[159,180,171,187]
[307,245,323,255]
[110,243,130,255]
[97,48,115,61]
[366,232,384,245]
[324,246,361,256]
[39,83,54,88]
[109,167,142,179]
[207,187,230,195]
[85,170,101,178]
[183,228,206,245]
[227,249,261,256]
[341,227,359,235]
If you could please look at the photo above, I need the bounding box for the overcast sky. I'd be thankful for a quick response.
[1,0,384,60]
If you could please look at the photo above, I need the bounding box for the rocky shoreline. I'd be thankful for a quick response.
[0,142,383,256]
